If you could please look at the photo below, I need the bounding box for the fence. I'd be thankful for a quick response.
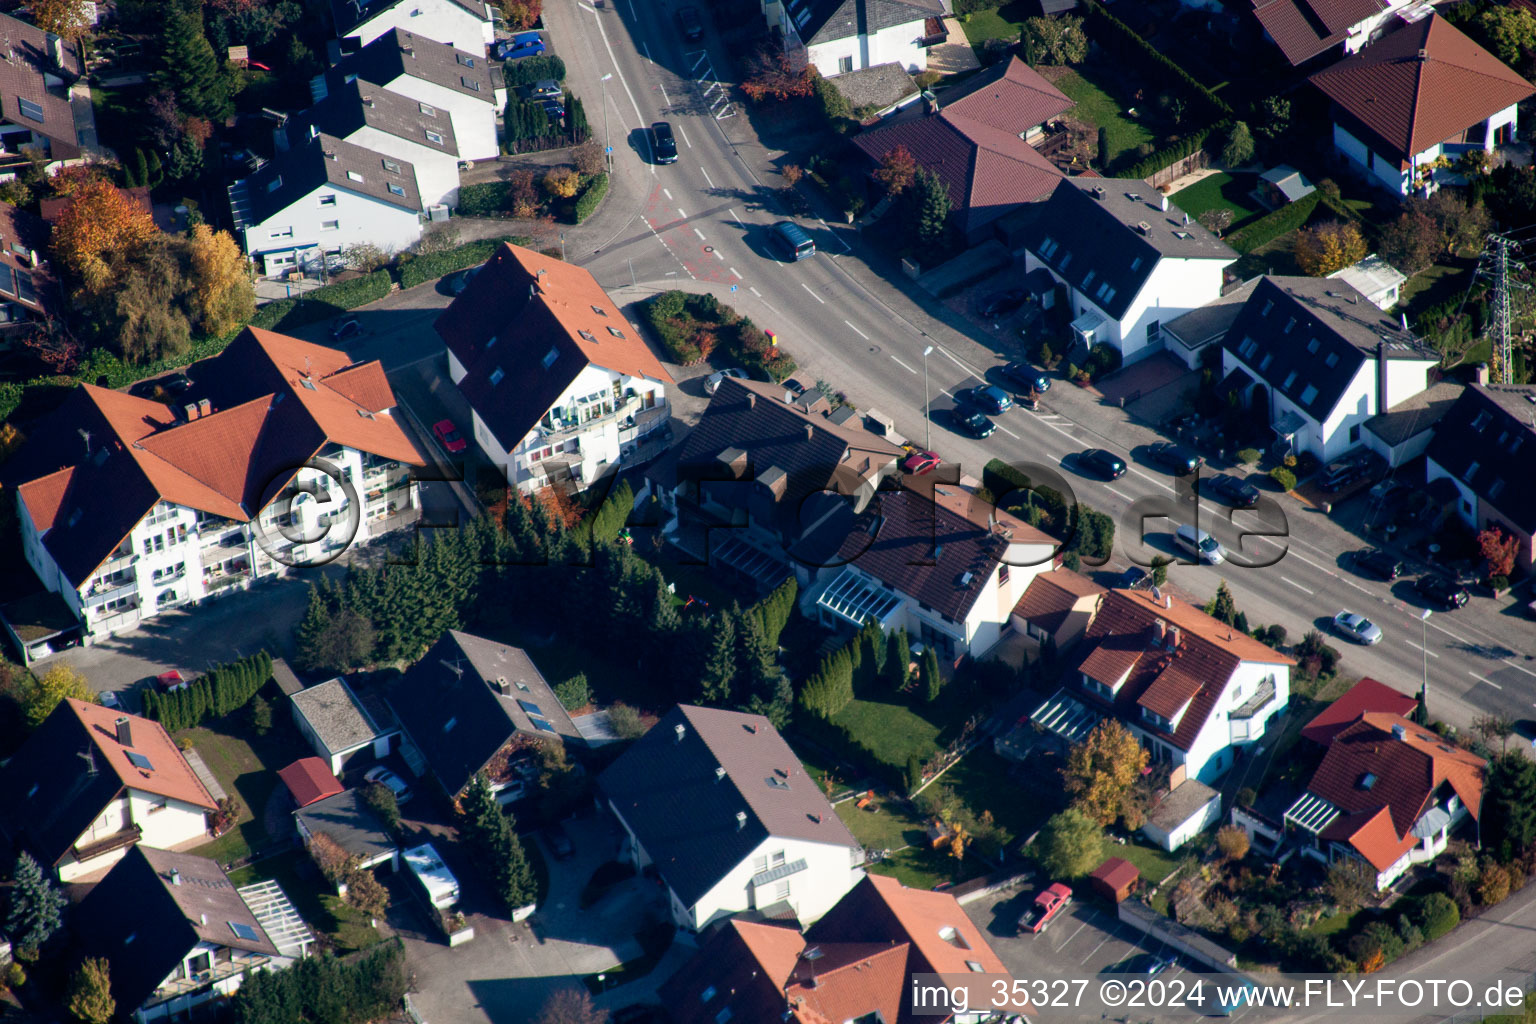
[1144,150,1209,190]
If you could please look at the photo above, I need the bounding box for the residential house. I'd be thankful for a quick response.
[282,77,463,209]
[277,757,345,808]
[661,872,1012,1023]
[1329,253,1406,310]
[0,200,58,331]
[599,705,862,932]
[1253,0,1453,66]
[1019,178,1237,364]
[1010,566,1106,653]
[229,130,424,278]
[388,630,582,805]
[435,242,673,494]
[1030,588,1294,785]
[0,12,85,173]
[1309,16,1534,195]
[290,678,395,775]
[75,846,312,1024]
[1361,379,1463,467]
[1425,382,1536,570]
[1161,277,1259,370]
[293,787,400,871]
[0,700,216,882]
[821,63,920,121]
[810,478,1056,661]
[771,0,945,80]
[1300,676,1418,747]
[1258,164,1316,207]
[1219,275,1438,462]
[648,377,904,590]
[5,328,423,649]
[331,0,495,51]
[852,58,1070,240]
[1142,776,1221,852]
[1279,712,1484,889]
[316,28,505,161]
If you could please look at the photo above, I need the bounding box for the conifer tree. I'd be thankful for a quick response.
[154,0,232,122]
[698,612,738,706]
[7,852,65,954]
[886,629,911,689]
[923,646,944,703]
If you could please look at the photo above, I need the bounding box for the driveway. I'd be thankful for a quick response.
[400,812,669,1024]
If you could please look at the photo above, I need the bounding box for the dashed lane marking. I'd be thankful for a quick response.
[844,320,868,339]
[800,283,825,304]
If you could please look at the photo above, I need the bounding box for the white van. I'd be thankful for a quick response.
[1175,524,1226,564]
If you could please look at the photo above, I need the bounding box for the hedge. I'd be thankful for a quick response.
[1080,0,1230,116]
[1225,191,1322,254]
[398,236,528,289]
[247,270,393,333]
[456,181,516,217]
[141,651,273,733]
[641,290,798,380]
[1124,120,1226,181]
[572,172,609,224]
[503,55,566,87]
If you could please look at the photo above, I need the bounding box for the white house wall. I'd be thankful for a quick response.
[804,20,929,76]
[349,0,495,51]
[503,364,668,494]
[243,185,422,275]
[1332,124,1408,193]
[1383,358,1436,408]
[1132,661,1289,785]
[369,75,503,161]
[684,835,862,931]
[129,789,211,850]
[343,123,461,208]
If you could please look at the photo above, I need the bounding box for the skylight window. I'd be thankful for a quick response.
[1300,384,1319,406]
[230,922,261,942]
[607,327,625,338]
[1284,318,1296,334]
[382,158,401,173]
[1471,411,1492,431]
[1360,773,1377,791]
[542,347,558,368]
[443,717,457,733]
[701,987,717,1004]
[347,170,364,182]
[591,305,608,316]
[578,329,596,342]
[426,130,445,145]
[126,751,154,771]
[490,366,505,386]
[461,76,482,91]
[266,176,283,192]
[457,53,476,67]
[533,718,557,732]
[1081,269,1096,289]
[1465,461,1480,480]
[967,961,985,972]
[1129,256,1142,271]
[1096,282,1115,305]
[1282,371,1299,391]
[1259,353,1273,372]
[17,98,43,123]
[420,102,437,116]
[1306,338,1320,354]
[387,183,407,197]
[517,699,544,715]
[1238,337,1259,360]
[1058,252,1073,270]
[1489,478,1506,499]
[1325,352,1339,367]
[1038,236,1058,259]
[1260,300,1273,317]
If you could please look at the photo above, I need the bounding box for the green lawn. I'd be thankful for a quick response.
[837,792,929,853]
[1052,67,1154,169]
[1169,173,1264,233]
[960,1,1030,51]
[941,748,1054,846]
[185,716,310,868]
[1397,261,1471,317]
[1110,838,1182,886]
[830,691,968,771]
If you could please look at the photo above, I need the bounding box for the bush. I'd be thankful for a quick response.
[555,674,591,711]
[1235,447,1261,466]
[4,963,23,990]
[1269,466,1296,492]
[1418,892,1460,940]
[398,236,526,289]
[1124,121,1226,181]
[249,271,392,333]
[1227,191,1322,254]
[456,182,515,217]
[607,702,645,739]
[361,781,400,833]
[504,55,566,87]
[572,172,609,223]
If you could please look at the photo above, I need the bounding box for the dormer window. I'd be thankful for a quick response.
[461,76,482,91]
[426,129,445,145]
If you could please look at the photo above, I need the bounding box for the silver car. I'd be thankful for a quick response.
[705,367,748,394]
[1333,611,1383,646]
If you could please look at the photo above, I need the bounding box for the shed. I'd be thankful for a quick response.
[1093,853,1142,902]
[293,788,398,872]
[289,678,395,775]
[1258,165,1315,206]
[277,757,344,808]
[1088,856,1139,903]
[1142,778,1222,852]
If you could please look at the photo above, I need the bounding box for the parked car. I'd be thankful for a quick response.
[332,317,362,342]
[433,419,467,454]
[1114,566,1150,589]
[1333,610,1383,645]
[546,822,575,860]
[1202,473,1260,509]
[902,450,941,475]
[1353,549,1404,581]
[676,5,704,40]
[649,121,678,164]
[1000,361,1049,394]
[129,373,194,399]
[156,670,190,692]
[529,78,562,100]
[1146,441,1202,475]
[1175,523,1226,565]
[1017,883,1072,934]
[363,766,413,804]
[705,367,748,394]
[955,407,996,439]
[100,690,121,709]
[770,221,815,261]
[493,32,544,59]
[1415,574,1470,610]
[1144,956,1175,976]
[1319,454,1380,492]
[451,266,481,295]
[1077,448,1126,480]
[959,384,1013,416]
[979,289,1026,319]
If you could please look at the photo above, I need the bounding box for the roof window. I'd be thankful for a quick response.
[1258,353,1273,372]
[266,176,283,192]
[347,170,364,182]
[1465,460,1480,480]
[1325,352,1339,368]
[1283,318,1296,334]
[607,326,625,338]
[1058,252,1073,270]
[419,102,437,116]
[1360,772,1377,790]
[1261,300,1274,317]
[542,347,559,368]
[937,925,971,949]
[387,183,406,196]
[426,129,445,145]
[1300,384,1319,406]
[1129,256,1142,271]
[1306,338,1320,354]
[578,329,596,341]
[1238,337,1259,360]
[1489,478,1506,499]
[457,53,476,67]
[1282,371,1298,391]
[1081,269,1096,289]
[591,305,608,316]
[383,158,401,173]
[461,76,482,91]
[1038,236,1058,259]
[1471,411,1492,432]
[700,987,716,1004]
[490,366,505,386]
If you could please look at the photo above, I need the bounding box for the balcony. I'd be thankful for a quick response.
[85,579,137,606]
[1231,677,1277,721]
[99,547,137,573]
[72,824,142,863]
[147,953,272,1004]
[536,392,654,446]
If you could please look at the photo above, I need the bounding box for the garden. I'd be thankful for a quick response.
[640,290,798,380]
[1167,172,1264,236]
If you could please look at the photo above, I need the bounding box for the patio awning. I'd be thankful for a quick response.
[1030,688,1102,745]
[1273,409,1307,440]
[712,535,792,588]
[1411,806,1452,839]
[1071,309,1105,341]
[815,568,903,628]
[1284,792,1341,835]
[1218,367,1253,397]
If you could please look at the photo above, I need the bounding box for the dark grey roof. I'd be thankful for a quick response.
[294,787,396,863]
[324,28,499,106]
[1222,276,1434,421]
[387,630,581,798]
[242,131,421,224]
[76,847,280,1013]
[331,0,491,37]
[0,11,83,158]
[290,678,384,756]
[1022,178,1236,320]
[0,700,126,867]
[1426,383,1536,532]
[787,0,942,47]
[1163,278,1260,352]
[1365,380,1463,447]
[598,706,857,909]
[292,77,459,157]
[824,63,919,112]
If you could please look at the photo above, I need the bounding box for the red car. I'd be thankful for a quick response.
[156,670,189,692]
[433,419,467,454]
[902,450,941,475]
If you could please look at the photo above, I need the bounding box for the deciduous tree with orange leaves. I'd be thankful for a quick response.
[50,179,159,291]
[182,224,255,337]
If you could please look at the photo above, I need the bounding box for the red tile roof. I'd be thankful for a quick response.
[8,327,422,588]
[277,757,344,808]
[1012,567,1105,636]
[434,242,673,453]
[69,699,218,811]
[813,874,1011,980]
[1309,15,1535,167]
[1308,712,1485,870]
[1301,677,1418,746]
[852,58,1068,234]
[1253,0,1383,66]
[1090,855,1140,890]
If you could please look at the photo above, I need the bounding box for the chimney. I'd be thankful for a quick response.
[716,766,727,782]
[675,723,686,742]
[1375,340,1388,413]
[1475,362,1490,386]
[747,393,756,409]
[1136,221,1152,235]
[114,716,132,748]
[169,868,181,886]
[46,33,62,69]
[736,811,748,830]
[183,402,200,421]
[1168,625,1181,649]
[198,398,212,417]
[922,90,938,115]
[1153,619,1166,645]
[1417,48,1428,60]
[363,95,375,107]
[804,423,814,441]
[308,123,320,140]
[1392,723,1407,740]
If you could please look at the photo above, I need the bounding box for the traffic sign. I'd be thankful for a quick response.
[605,146,613,154]
[730,284,737,292]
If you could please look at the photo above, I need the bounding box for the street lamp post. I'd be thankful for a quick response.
[601,73,614,173]
[922,345,934,451]
[1420,608,1432,721]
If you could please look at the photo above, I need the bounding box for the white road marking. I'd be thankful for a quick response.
[713,249,724,261]
[657,81,671,106]
[749,286,762,297]
[677,208,687,219]
[1054,918,1091,953]
[1421,648,1439,658]
[730,267,742,279]
[1105,486,1132,502]
[844,320,869,339]
[890,355,917,374]
[585,8,648,148]
[998,424,1020,440]
[800,283,825,304]
[729,208,744,224]
[1280,576,1314,595]
[700,166,715,188]
[818,218,831,229]
[693,227,706,240]
[663,188,673,200]
[937,346,977,376]
[1080,930,1116,965]
[1504,659,1536,679]
[1470,672,1502,690]
[678,124,692,148]
[642,42,652,61]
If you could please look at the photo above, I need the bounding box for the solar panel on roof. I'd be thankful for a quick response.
[229,921,261,942]
[532,718,557,733]
[125,751,154,771]
[516,699,543,716]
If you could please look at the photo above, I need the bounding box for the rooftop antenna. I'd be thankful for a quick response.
[78,427,92,456]
[439,657,464,681]
[77,746,98,777]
